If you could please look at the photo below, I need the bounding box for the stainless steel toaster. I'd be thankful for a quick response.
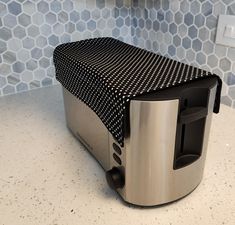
[62,77,218,206]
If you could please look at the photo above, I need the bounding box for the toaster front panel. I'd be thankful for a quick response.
[114,83,217,206]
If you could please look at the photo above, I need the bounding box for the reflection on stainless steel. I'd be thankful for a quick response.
[63,88,110,170]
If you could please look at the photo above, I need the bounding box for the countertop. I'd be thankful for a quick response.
[0,85,234,225]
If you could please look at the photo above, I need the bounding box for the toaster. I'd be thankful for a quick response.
[62,76,218,206]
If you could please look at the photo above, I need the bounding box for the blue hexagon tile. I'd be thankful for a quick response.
[0,0,132,96]
[0,0,235,109]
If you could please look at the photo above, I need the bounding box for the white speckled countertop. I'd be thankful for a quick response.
[0,85,234,225]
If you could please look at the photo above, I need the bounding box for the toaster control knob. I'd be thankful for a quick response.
[106,167,125,190]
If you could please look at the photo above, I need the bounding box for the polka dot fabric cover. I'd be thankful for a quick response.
[53,37,221,147]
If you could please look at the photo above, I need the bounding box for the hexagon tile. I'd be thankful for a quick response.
[0,0,235,109]
[131,0,235,108]
[0,0,132,96]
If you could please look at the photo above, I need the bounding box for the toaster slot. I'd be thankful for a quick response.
[174,118,206,169]
[174,87,210,170]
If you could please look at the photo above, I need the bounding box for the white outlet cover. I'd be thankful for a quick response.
[216,15,235,48]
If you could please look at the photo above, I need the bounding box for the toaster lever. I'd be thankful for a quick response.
[179,107,208,124]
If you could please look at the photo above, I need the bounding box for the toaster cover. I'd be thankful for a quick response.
[53,37,222,146]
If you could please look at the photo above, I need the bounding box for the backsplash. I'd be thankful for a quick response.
[131,0,235,108]
[0,0,131,96]
[0,0,235,108]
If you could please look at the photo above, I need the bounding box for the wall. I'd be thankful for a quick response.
[1,0,235,109]
[131,0,235,108]
[0,0,131,96]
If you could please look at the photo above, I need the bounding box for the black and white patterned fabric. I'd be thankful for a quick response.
[53,37,221,146]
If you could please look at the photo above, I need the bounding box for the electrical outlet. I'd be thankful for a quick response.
[216,15,235,48]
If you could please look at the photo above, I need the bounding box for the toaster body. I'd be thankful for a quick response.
[62,77,217,206]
